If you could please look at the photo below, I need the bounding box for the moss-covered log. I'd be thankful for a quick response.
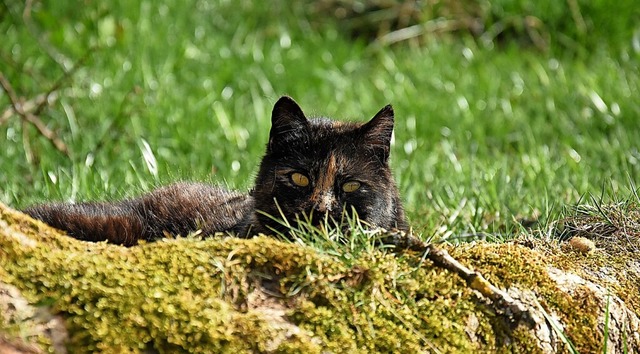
[1,202,638,353]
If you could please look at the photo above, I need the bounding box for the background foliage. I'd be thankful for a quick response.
[1,0,638,239]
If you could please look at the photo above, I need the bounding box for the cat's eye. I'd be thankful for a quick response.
[290,172,309,187]
[342,181,361,193]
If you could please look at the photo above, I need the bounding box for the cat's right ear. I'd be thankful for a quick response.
[268,96,309,152]
[360,104,395,163]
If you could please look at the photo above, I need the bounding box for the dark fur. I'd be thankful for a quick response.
[24,97,406,246]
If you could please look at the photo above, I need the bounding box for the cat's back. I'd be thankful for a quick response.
[144,182,246,205]
[138,182,253,237]
[24,182,254,245]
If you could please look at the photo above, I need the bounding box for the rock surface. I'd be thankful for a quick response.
[1,202,638,353]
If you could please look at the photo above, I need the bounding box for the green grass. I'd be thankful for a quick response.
[1,0,639,240]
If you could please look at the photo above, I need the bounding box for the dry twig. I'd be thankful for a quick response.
[0,92,59,125]
[1,1,97,161]
[0,73,69,156]
[384,230,534,326]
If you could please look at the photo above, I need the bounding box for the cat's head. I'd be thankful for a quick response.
[251,96,406,237]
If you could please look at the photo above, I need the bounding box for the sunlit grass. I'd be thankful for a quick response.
[1,0,638,240]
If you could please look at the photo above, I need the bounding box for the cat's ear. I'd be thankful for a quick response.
[268,96,310,151]
[360,104,395,163]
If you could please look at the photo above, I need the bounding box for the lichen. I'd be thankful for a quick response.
[0,279,68,353]
[450,242,606,353]
[1,202,638,353]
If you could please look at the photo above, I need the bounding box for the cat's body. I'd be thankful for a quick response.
[25,183,253,246]
[25,97,407,245]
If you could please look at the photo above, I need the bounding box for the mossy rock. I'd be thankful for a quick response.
[0,202,638,353]
[0,280,68,354]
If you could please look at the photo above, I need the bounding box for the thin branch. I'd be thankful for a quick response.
[20,0,73,70]
[384,230,535,326]
[566,0,587,36]
[0,92,58,125]
[33,47,95,117]
[0,73,68,156]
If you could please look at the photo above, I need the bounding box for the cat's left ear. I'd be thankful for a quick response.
[360,104,395,163]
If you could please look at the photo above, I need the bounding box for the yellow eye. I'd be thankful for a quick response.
[290,172,309,187]
[342,181,361,193]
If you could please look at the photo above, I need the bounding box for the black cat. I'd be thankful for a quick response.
[24,96,407,246]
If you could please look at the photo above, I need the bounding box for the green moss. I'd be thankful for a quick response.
[1,202,638,352]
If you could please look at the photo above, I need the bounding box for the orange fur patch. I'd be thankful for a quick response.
[310,154,338,210]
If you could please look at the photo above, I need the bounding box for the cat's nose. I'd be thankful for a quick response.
[313,191,335,213]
